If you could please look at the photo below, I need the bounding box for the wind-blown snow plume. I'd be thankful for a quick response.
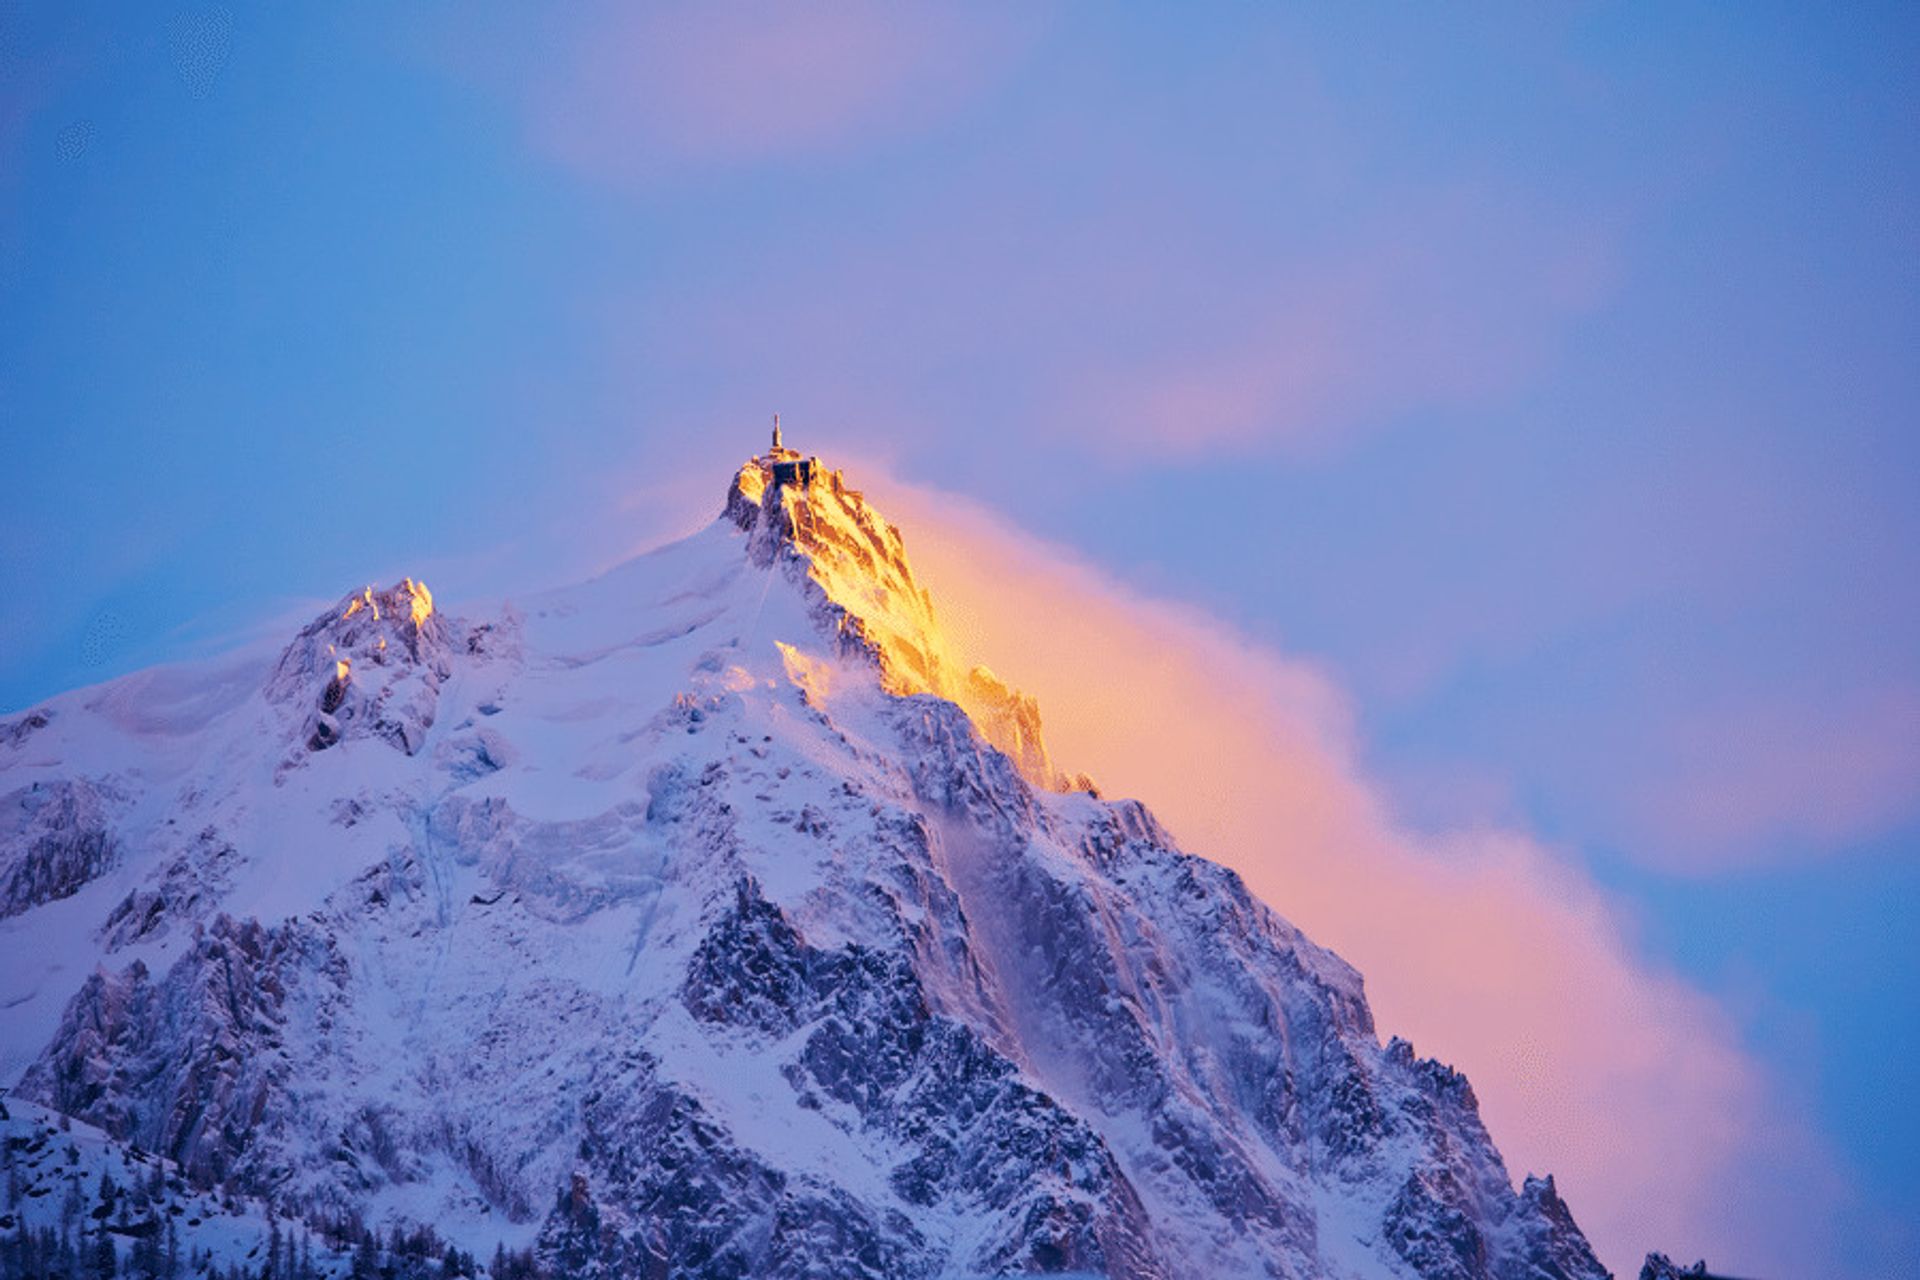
[860,471,1850,1277]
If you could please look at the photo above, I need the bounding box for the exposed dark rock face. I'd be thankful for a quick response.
[0,707,53,749]
[678,878,1167,1278]
[539,1053,929,1280]
[17,914,343,1188]
[99,825,239,949]
[1515,1175,1614,1280]
[0,778,121,919]
[1638,1255,1710,1280]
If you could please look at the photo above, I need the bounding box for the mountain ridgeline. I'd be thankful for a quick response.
[0,447,1614,1279]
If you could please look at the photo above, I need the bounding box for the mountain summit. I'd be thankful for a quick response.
[0,442,1611,1279]
[725,438,1078,794]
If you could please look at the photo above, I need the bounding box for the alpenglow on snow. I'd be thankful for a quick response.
[0,428,1614,1280]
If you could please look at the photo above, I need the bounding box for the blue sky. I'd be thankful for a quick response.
[2,4,1916,1273]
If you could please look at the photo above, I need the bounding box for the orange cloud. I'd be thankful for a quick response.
[859,469,1851,1276]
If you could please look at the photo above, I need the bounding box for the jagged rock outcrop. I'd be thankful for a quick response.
[266,577,455,758]
[0,707,53,749]
[17,913,345,1186]
[679,877,1166,1278]
[539,1055,928,1280]
[0,778,121,919]
[98,825,240,950]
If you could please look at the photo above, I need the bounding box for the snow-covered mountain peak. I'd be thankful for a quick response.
[723,447,1079,792]
[266,577,458,758]
[0,446,1619,1279]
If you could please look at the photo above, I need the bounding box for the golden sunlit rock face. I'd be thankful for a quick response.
[338,578,435,631]
[726,451,1087,793]
[268,575,452,760]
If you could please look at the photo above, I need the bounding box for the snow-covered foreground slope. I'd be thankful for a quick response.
[0,451,1612,1279]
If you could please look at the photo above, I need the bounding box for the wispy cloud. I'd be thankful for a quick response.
[1623,683,1920,870]
[606,170,1618,469]
[1047,196,1617,457]
[423,6,1617,465]
[433,1,1044,183]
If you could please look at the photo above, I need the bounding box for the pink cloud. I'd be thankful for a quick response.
[426,9,1621,464]
[1623,683,1920,871]
[1053,198,1619,458]
[607,169,1619,465]
[857,468,1853,1276]
[441,1,1043,182]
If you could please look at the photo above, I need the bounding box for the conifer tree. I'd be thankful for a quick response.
[90,1230,116,1279]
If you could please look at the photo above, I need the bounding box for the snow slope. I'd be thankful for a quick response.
[0,449,1611,1279]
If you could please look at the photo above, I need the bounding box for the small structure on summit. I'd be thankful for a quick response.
[766,413,816,488]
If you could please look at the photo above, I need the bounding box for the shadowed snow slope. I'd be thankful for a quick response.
[0,454,1610,1280]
